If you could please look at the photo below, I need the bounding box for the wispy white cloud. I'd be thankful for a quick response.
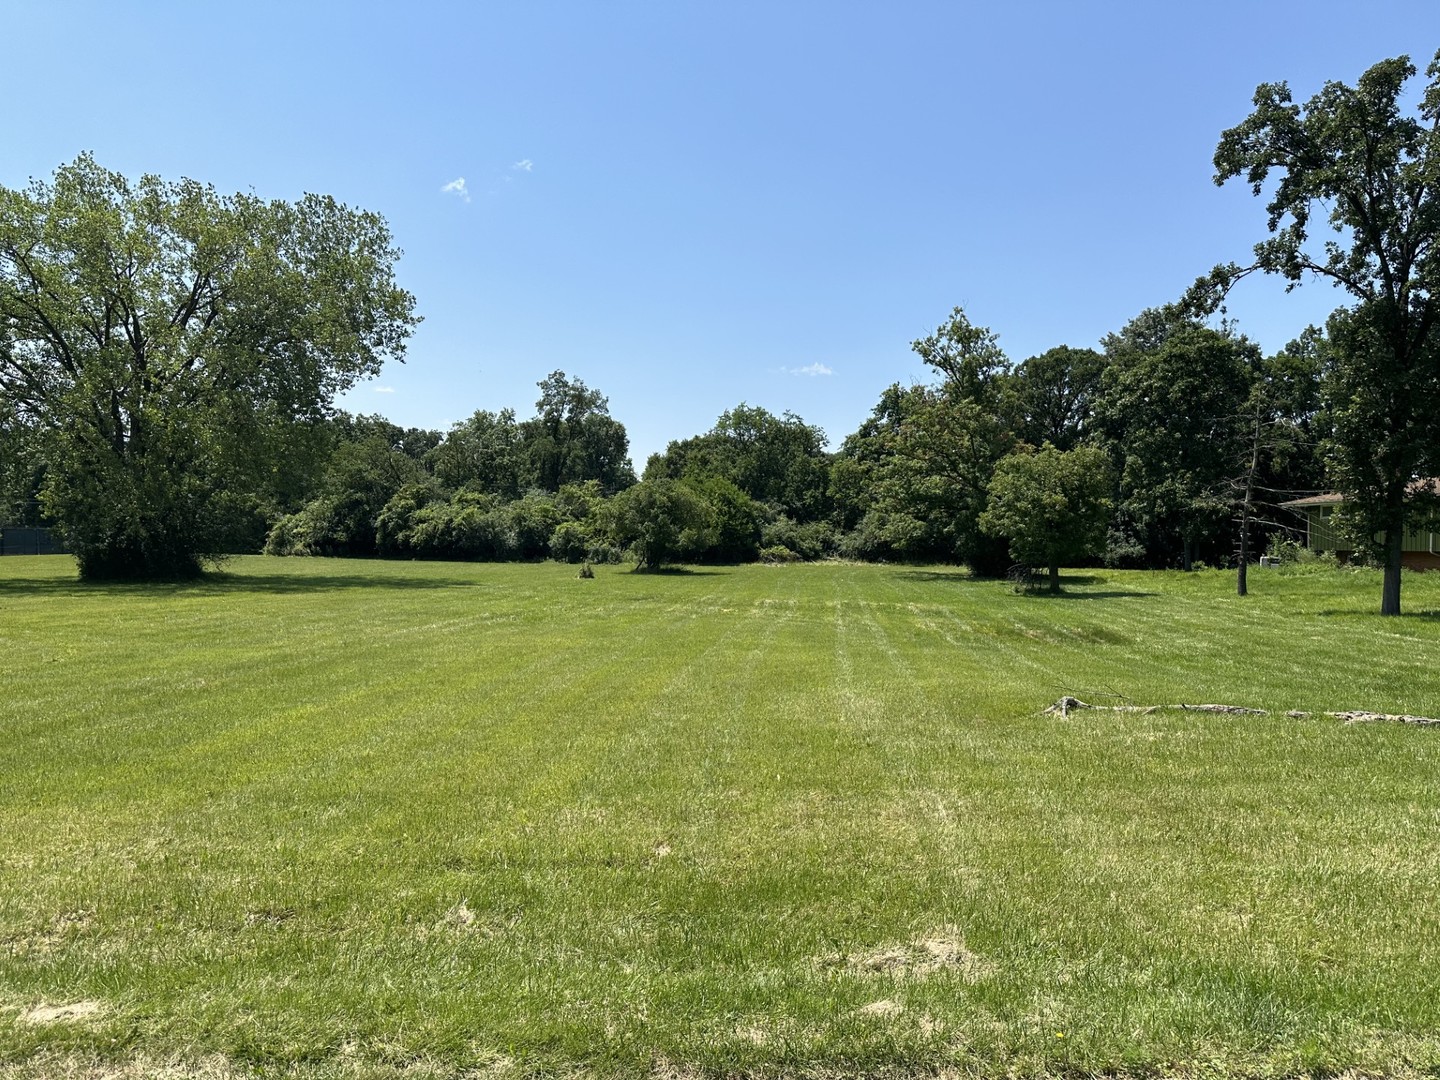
[512,159,533,172]
[785,362,834,377]
[373,385,396,394]
[440,177,470,202]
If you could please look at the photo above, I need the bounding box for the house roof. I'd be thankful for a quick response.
[1280,478,1440,510]
[1279,493,1345,509]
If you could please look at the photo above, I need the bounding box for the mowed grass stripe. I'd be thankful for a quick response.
[2,556,1440,1076]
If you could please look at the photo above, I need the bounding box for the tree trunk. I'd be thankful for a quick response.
[1237,410,1261,598]
[1237,528,1248,596]
[1182,537,1193,572]
[1381,525,1403,616]
[1048,559,1060,594]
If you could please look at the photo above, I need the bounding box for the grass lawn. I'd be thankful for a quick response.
[2,555,1439,1078]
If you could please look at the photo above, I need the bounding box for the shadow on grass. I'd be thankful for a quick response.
[895,569,1148,596]
[627,566,730,577]
[1014,588,1158,600]
[1317,607,1440,621]
[0,570,491,597]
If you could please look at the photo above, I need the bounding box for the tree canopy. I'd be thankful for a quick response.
[980,444,1113,592]
[0,154,418,578]
[1199,51,1440,613]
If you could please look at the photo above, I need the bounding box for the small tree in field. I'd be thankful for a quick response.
[980,444,1112,593]
[606,478,710,571]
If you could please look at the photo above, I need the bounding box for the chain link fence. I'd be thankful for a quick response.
[0,527,66,555]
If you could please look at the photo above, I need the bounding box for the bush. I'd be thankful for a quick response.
[586,540,626,564]
[550,520,593,563]
[836,511,900,562]
[608,479,710,570]
[376,483,442,556]
[761,515,837,560]
[1265,534,1307,563]
[759,545,800,564]
[686,476,762,562]
[508,493,562,559]
[264,495,369,557]
[1102,526,1147,569]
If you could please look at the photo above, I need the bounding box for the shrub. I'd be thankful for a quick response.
[608,479,710,570]
[1102,526,1147,569]
[508,493,562,559]
[759,545,800,564]
[376,483,442,556]
[761,515,838,560]
[550,520,593,563]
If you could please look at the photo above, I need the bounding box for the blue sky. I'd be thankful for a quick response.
[5,2,1438,466]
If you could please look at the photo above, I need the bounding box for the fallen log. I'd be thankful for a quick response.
[1044,696,1439,727]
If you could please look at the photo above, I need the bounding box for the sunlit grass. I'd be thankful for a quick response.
[1,556,1438,1078]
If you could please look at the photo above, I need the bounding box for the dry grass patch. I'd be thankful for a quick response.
[839,927,993,981]
[14,1000,105,1026]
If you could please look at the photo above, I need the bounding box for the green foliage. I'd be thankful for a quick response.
[264,492,368,558]
[684,475,763,562]
[839,312,1019,576]
[507,492,562,559]
[980,444,1113,590]
[424,491,513,560]
[864,387,1015,573]
[911,305,1010,407]
[1101,525,1148,569]
[607,478,711,570]
[1095,315,1258,564]
[374,483,443,556]
[1205,50,1440,613]
[998,345,1106,451]
[760,515,837,561]
[520,371,636,494]
[427,408,525,498]
[647,403,831,522]
[549,519,594,563]
[0,154,417,579]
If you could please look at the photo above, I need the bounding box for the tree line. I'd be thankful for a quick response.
[3,52,1439,612]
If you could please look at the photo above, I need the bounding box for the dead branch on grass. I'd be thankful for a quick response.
[1043,696,1439,726]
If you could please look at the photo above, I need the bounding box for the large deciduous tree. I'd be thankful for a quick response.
[520,371,635,495]
[999,345,1106,452]
[646,404,830,522]
[1201,52,1440,615]
[980,444,1113,593]
[0,154,418,579]
[835,308,1019,574]
[1095,313,1258,570]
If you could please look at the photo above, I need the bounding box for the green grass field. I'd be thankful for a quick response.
[2,555,1439,1079]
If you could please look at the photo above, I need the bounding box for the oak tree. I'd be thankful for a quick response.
[1201,52,1440,614]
